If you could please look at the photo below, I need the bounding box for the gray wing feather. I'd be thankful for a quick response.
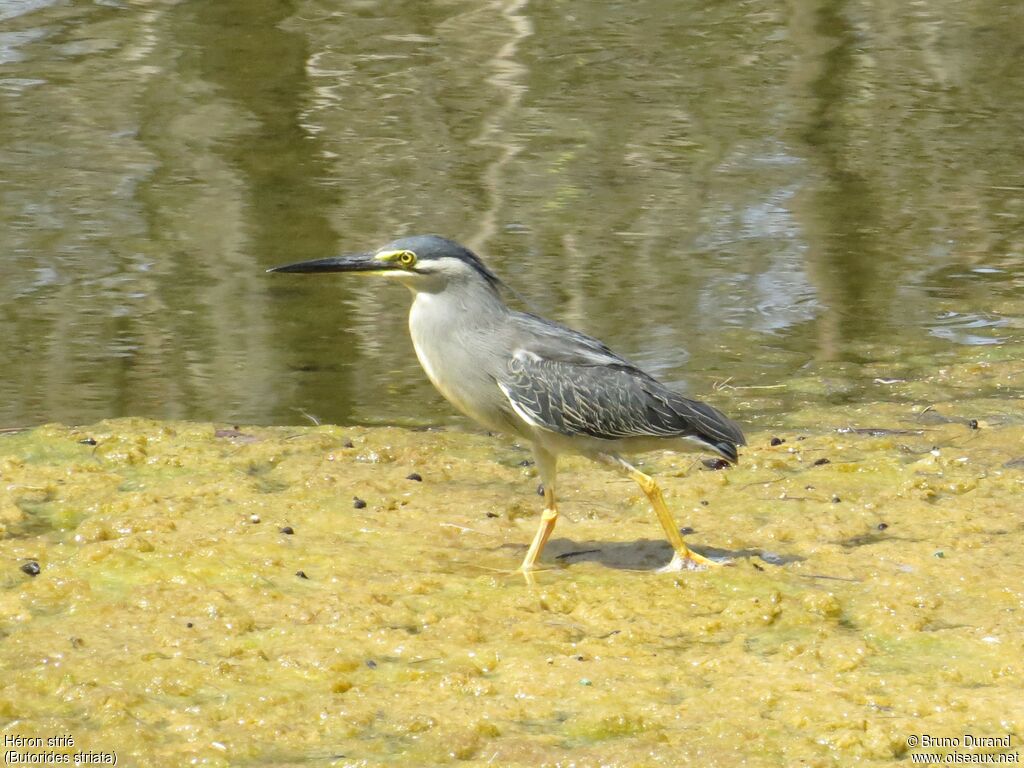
[510,311,626,367]
[498,313,746,459]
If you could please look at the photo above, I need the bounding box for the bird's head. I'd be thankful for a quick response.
[268,235,501,294]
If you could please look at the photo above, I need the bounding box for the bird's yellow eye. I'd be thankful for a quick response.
[398,250,417,267]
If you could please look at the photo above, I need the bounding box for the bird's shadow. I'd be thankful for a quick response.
[536,537,802,571]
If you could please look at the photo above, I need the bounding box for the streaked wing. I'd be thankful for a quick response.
[497,349,745,456]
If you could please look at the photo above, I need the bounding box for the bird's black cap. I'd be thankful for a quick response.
[380,235,502,287]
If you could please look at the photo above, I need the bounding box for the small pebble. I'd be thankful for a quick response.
[679,526,695,535]
[353,497,367,509]
[968,419,979,430]
[343,438,354,448]
[78,437,97,446]
[365,659,377,669]
[832,495,842,503]
[215,427,255,441]
[406,472,423,482]
[537,483,545,496]
[250,514,261,524]
[770,437,785,446]
[485,511,499,518]
[280,526,294,535]
[579,678,592,686]
[700,500,709,506]
[877,522,889,531]
[933,551,945,559]
[186,622,194,628]
[20,561,41,577]
[813,458,830,466]
[296,570,309,579]
[518,459,534,467]
[702,458,729,471]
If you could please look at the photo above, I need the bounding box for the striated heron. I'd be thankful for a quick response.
[270,235,745,574]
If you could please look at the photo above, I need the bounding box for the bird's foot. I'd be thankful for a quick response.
[472,563,546,586]
[659,550,732,573]
[516,563,554,586]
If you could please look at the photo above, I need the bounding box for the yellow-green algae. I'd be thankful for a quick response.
[1,363,1023,766]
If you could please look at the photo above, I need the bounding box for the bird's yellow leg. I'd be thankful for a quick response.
[519,448,558,575]
[521,484,557,571]
[605,455,724,570]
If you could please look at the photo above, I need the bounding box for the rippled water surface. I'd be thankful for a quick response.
[1,0,1022,428]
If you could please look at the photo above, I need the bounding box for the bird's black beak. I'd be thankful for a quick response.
[267,252,393,274]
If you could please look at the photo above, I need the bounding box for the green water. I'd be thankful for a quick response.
[1,0,1022,430]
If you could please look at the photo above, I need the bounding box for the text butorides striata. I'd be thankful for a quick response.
[270,235,745,574]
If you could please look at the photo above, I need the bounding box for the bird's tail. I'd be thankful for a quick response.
[707,438,739,464]
[670,395,746,464]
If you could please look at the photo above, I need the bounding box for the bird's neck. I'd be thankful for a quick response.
[409,279,506,326]
[407,280,507,379]
[406,280,513,434]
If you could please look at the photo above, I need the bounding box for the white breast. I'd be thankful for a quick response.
[408,292,508,433]
[408,293,446,391]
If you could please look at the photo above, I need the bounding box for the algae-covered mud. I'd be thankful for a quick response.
[1,356,1023,766]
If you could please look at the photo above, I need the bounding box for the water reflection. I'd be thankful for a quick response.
[0,0,1021,429]
[929,311,1011,346]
